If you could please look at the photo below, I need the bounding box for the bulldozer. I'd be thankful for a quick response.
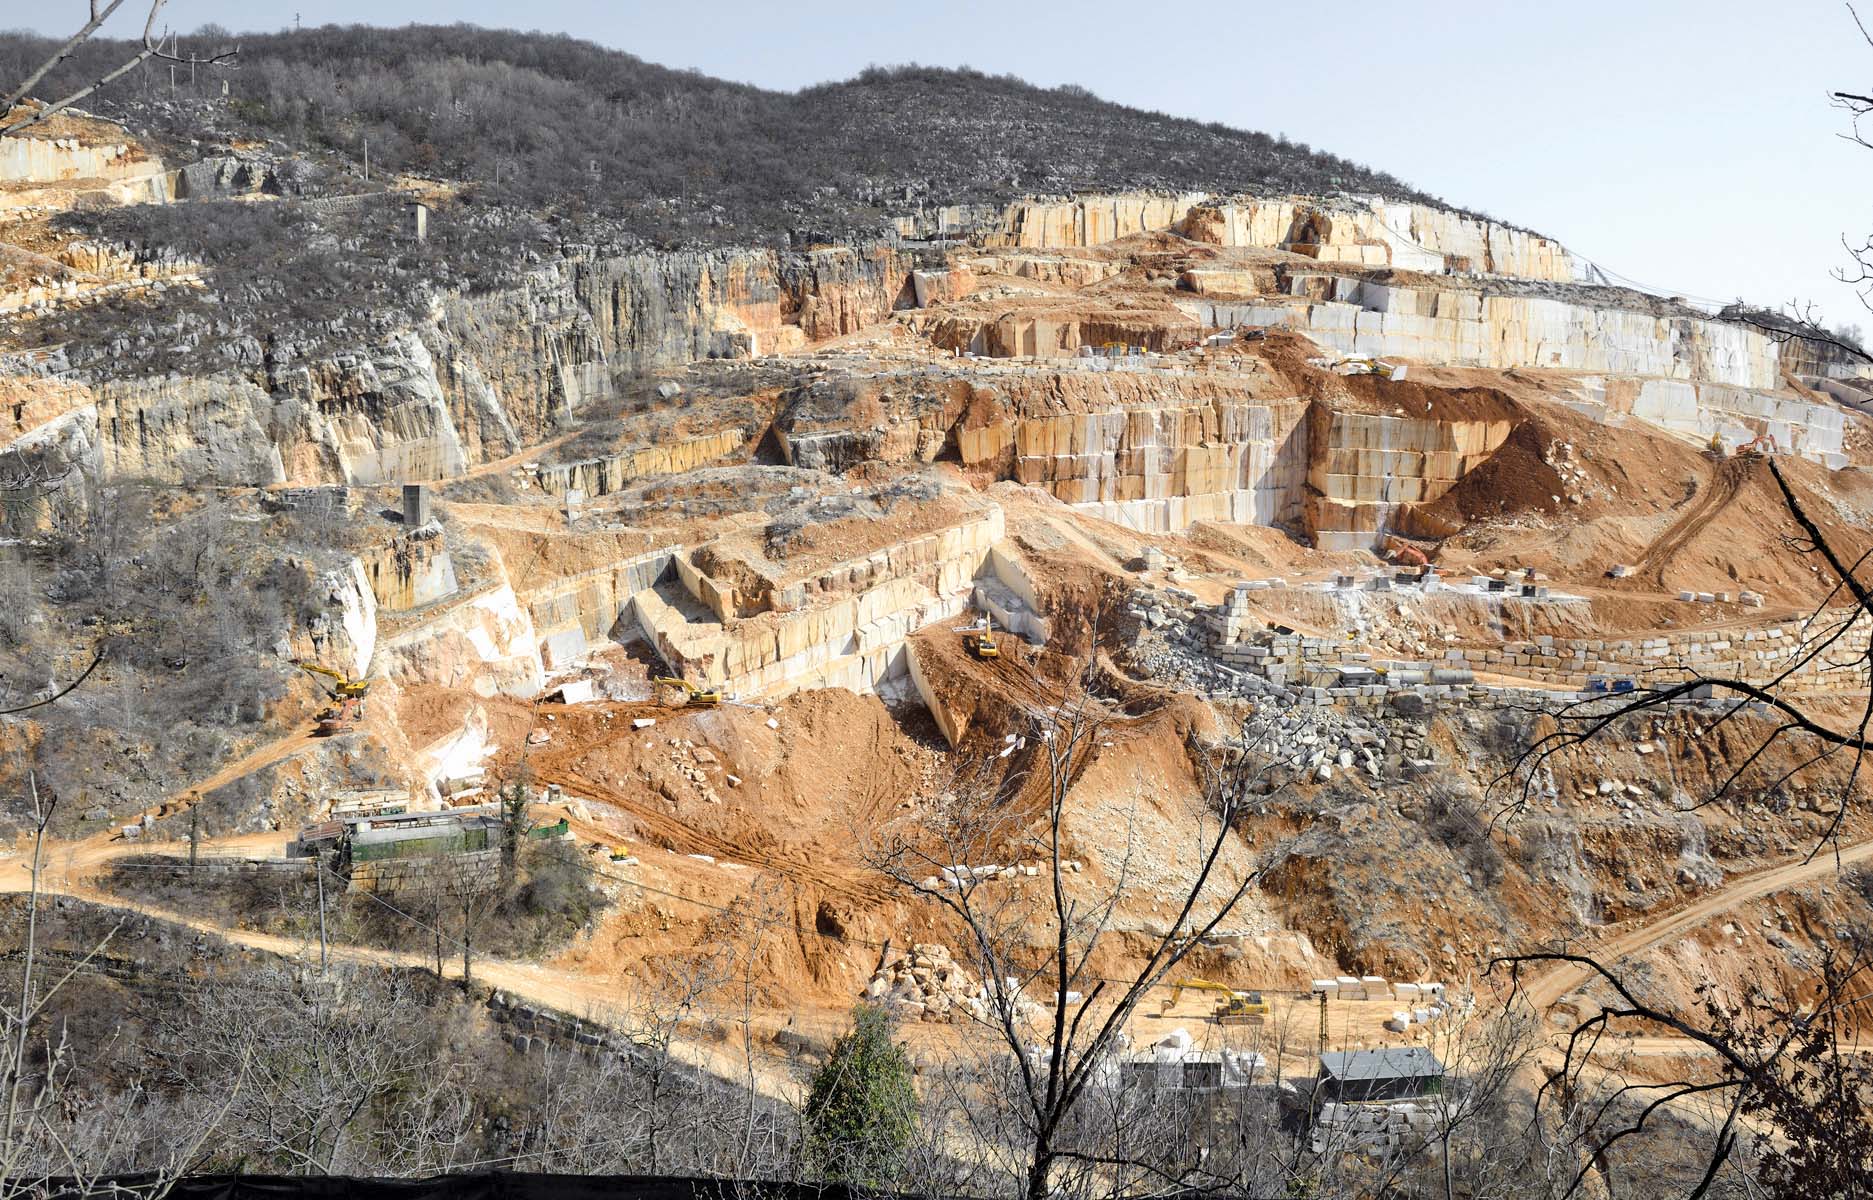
[1167,978,1271,1025]
[653,676,723,707]
[966,616,1000,659]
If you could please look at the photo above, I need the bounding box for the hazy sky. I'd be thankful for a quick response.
[15,0,1873,325]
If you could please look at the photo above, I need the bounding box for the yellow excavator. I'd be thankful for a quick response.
[294,661,374,736]
[1167,978,1270,1025]
[654,676,723,707]
[296,661,373,701]
[967,616,1000,660]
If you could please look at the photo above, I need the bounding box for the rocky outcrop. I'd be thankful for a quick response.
[33,235,914,489]
[0,124,171,209]
[630,503,1004,700]
[780,244,915,340]
[533,429,747,498]
[948,368,1311,533]
[1306,408,1514,551]
[1184,276,1782,391]
[97,375,288,485]
[925,191,1587,283]
[1182,197,1586,282]
[359,526,460,613]
[377,580,545,698]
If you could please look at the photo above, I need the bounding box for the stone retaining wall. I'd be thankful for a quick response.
[1209,585,1870,704]
[348,846,503,894]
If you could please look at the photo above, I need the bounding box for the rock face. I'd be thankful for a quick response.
[1184,276,1781,391]
[952,370,1312,533]
[33,240,914,491]
[631,499,1005,699]
[929,191,1586,283]
[0,124,171,209]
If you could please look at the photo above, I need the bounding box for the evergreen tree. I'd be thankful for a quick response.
[803,1004,916,1185]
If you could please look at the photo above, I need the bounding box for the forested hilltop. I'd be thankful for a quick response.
[0,22,1445,244]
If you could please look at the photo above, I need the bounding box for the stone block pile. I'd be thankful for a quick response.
[861,942,1043,1025]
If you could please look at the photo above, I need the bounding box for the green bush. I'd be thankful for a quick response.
[803,1004,916,1185]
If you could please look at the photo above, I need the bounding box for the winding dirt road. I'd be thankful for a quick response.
[1523,835,1873,1009]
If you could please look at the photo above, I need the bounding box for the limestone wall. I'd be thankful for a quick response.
[630,507,1005,700]
[97,376,289,485]
[1183,198,1588,282]
[957,383,1311,534]
[1625,379,1844,464]
[320,558,379,682]
[531,429,746,498]
[349,846,503,895]
[966,192,1586,283]
[519,547,677,669]
[377,581,545,698]
[358,527,460,613]
[983,193,1209,249]
[1184,277,1780,390]
[1307,409,1513,551]
[0,131,171,208]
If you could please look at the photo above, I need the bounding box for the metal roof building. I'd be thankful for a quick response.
[1317,1047,1445,1103]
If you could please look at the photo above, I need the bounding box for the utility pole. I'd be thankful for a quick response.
[362,137,370,182]
[188,808,200,875]
[315,854,329,973]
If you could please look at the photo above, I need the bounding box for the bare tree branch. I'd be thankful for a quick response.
[0,0,239,139]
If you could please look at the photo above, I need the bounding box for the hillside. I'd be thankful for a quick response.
[0,24,1448,244]
[3,19,1873,1194]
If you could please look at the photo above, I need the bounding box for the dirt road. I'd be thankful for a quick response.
[1523,836,1873,1009]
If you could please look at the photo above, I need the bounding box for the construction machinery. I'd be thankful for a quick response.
[1381,535,1430,569]
[295,660,372,735]
[313,694,363,737]
[1167,978,1270,1025]
[1737,433,1779,457]
[653,676,723,707]
[295,661,373,701]
[966,615,1000,659]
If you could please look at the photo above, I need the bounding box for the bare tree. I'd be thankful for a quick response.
[433,851,502,994]
[0,776,243,1196]
[1502,455,1873,848]
[1493,945,1873,1200]
[1,2,237,138]
[167,960,454,1175]
[871,655,1300,1200]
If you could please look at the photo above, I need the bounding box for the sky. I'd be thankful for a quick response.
[15,0,1873,327]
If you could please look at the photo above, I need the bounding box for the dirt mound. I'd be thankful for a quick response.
[1407,417,1567,534]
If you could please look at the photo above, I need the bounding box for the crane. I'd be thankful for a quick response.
[653,676,723,707]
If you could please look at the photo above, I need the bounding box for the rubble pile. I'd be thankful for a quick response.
[861,941,1050,1025]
